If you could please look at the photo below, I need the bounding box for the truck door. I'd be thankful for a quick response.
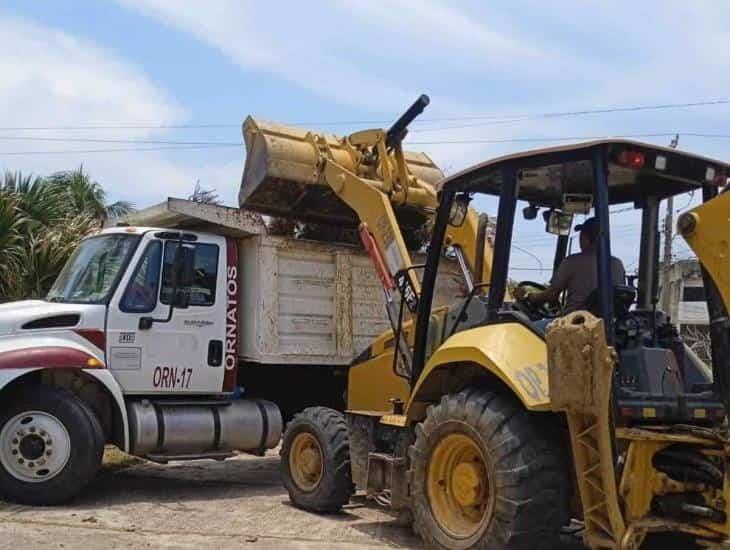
[106,232,234,394]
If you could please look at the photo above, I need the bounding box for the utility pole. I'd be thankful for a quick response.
[661,134,680,313]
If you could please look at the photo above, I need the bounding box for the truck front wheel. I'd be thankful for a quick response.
[0,385,104,505]
[409,388,569,550]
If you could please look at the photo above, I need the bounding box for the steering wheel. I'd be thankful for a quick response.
[513,280,562,319]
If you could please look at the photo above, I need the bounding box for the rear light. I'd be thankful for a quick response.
[618,150,645,169]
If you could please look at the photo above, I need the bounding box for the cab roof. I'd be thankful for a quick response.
[437,139,730,207]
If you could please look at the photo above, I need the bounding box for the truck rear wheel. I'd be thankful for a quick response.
[0,385,104,505]
[280,407,354,513]
[409,389,568,550]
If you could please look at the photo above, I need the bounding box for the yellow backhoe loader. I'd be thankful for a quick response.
[240,97,730,549]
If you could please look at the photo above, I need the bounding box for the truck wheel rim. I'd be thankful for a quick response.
[290,432,323,492]
[0,411,71,483]
[427,433,493,540]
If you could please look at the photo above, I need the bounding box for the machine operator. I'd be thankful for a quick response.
[522,217,626,315]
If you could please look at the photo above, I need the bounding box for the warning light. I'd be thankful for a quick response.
[617,150,645,169]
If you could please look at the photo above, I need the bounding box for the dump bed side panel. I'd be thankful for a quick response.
[275,249,337,356]
[237,236,465,366]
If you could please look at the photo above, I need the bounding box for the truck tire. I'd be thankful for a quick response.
[0,385,105,505]
[280,407,354,513]
[409,388,569,550]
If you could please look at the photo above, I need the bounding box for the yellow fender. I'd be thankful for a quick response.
[406,322,551,422]
[679,190,730,310]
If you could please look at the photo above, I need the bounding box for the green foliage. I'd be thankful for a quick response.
[0,168,133,302]
[46,165,135,222]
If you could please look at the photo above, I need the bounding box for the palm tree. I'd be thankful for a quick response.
[0,189,27,299]
[18,214,97,298]
[3,171,66,227]
[47,165,135,222]
[0,168,131,301]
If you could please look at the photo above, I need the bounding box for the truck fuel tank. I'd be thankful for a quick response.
[127,398,282,460]
[238,117,443,230]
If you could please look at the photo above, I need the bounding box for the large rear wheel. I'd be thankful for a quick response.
[409,389,569,550]
[280,407,354,513]
[0,385,104,505]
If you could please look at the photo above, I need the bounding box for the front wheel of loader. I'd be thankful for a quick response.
[281,407,354,513]
[409,389,569,550]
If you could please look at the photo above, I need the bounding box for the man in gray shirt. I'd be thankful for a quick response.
[525,217,626,314]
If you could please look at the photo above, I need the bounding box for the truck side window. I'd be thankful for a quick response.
[120,241,162,313]
[161,242,219,307]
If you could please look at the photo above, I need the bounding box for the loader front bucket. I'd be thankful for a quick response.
[238,117,443,231]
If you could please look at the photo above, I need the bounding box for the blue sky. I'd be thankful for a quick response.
[2,1,730,278]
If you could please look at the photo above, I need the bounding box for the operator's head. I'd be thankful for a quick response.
[575,217,599,252]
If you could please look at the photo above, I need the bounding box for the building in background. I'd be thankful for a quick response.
[660,258,711,361]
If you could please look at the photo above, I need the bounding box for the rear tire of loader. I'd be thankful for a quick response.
[409,388,569,550]
[280,407,354,513]
[0,385,104,505]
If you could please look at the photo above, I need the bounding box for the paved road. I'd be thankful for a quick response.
[0,450,422,549]
[0,450,587,549]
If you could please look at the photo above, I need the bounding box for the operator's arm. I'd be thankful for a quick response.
[528,257,572,305]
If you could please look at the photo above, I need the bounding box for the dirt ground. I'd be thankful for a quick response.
[0,449,585,549]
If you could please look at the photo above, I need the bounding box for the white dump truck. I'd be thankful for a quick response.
[0,197,462,505]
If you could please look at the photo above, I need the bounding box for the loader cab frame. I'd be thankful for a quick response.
[413,140,730,422]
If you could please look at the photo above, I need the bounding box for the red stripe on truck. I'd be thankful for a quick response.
[0,346,101,370]
[73,329,106,351]
[223,237,239,392]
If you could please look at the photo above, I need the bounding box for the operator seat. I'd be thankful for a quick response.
[585,285,637,319]
[423,296,489,361]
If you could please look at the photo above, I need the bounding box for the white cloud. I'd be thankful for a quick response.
[114,0,565,115]
[115,0,426,112]
[0,16,198,205]
[339,0,548,70]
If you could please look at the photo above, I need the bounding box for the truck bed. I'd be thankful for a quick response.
[123,198,464,366]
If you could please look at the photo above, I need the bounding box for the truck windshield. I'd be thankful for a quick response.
[47,234,139,304]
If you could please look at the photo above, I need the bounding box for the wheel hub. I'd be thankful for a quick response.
[289,432,324,492]
[0,411,71,483]
[451,462,484,507]
[427,432,493,539]
[299,447,321,476]
[18,433,46,461]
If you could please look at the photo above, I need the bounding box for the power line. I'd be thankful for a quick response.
[0,136,242,146]
[409,132,730,145]
[410,102,730,133]
[514,224,642,246]
[3,130,730,156]
[512,245,544,272]
[1,98,729,132]
[0,144,240,156]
